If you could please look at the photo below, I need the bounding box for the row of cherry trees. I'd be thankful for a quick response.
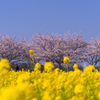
[0,33,100,68]
[30,32,88,68]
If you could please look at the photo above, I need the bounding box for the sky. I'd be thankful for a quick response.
[0,0,100,42]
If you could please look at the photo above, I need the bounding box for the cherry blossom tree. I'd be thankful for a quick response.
[30,32,67,69]
[30,32,88,69]
[64,32,88,64]
[82,37,100,66]
[0,34,30,64]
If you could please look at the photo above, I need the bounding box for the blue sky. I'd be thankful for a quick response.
[0,0,100,41]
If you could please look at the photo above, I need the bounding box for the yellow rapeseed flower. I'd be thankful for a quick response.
[34,63,41,71]
[32,98,37,100]
[75,84,84,94]
[98,92,100,99]
[29,49,35,57]
[55,95,61,100]
[17,73,31,83]
[73,64,78,70]
[63,56,70,64]
[84,65,95,73]
[44,62,54,72]
[0,58,11,71]
[0,86,25,100]
[88,65,95,71]
[35,63,41,70]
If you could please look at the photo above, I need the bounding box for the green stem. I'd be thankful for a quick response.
[31,55,35,70]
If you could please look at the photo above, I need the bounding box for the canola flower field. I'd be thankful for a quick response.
[0,50,100,100]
